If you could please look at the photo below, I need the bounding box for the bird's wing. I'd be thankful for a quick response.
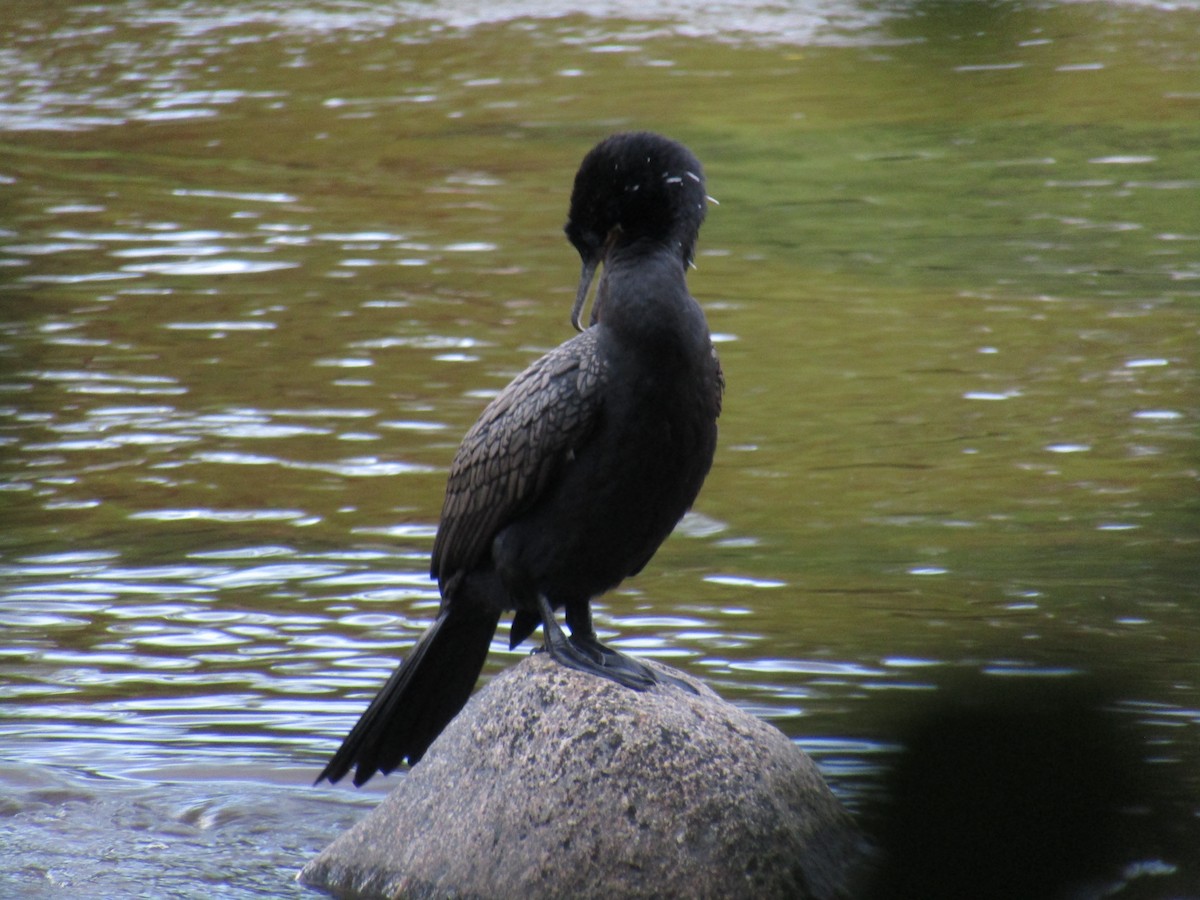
[430,329,605,584]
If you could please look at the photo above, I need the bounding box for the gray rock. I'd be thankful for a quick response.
[300,654,864,899]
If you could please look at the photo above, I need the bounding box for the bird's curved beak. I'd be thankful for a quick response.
[570,257,598,332]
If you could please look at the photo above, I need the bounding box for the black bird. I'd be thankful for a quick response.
[318,132,724,787]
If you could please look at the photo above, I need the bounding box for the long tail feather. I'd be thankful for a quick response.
[317,603,500,786]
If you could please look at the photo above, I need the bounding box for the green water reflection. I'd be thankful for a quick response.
[1,1,1197,895]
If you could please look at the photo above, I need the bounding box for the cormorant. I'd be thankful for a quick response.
[318,132,723,787]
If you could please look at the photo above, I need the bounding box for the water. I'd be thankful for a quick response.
[2,1,1198,896]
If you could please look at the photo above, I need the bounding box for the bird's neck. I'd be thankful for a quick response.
[593,244,706,351]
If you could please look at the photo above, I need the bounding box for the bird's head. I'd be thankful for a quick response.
[564,132,709,331]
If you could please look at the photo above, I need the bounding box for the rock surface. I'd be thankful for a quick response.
[300,654,863,899]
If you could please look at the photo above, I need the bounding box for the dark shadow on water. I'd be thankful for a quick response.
[857,674,1197,899]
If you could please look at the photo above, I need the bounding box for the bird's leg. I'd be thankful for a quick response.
[536,594,656,691]
[561,601,603,658]
[564,599,698,695]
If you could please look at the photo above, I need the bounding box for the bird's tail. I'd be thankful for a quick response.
[316,599,500,786]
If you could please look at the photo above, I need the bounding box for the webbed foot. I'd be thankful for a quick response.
[535,595,697,694]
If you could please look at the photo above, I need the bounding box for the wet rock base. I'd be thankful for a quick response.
[300,653,863,899]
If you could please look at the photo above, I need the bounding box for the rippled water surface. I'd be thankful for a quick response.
[2,1,1198,896]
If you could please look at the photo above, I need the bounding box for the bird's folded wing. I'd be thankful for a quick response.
[430,329,606,583]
